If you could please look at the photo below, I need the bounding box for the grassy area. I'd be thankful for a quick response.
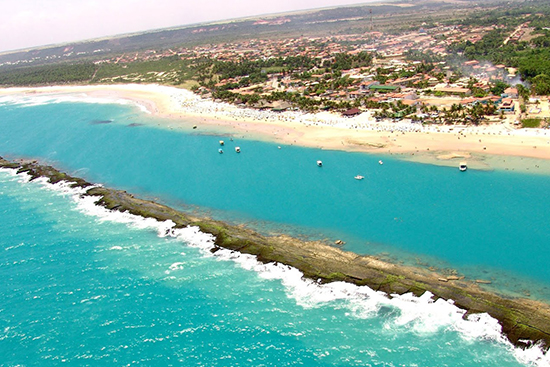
[92,57,197,85]
[178,80,200,90]
[262,66,285,73]
[521,118,542,128]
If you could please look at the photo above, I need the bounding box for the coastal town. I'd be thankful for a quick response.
[73,18,549,130]
[0,2,549,131]
[2,1,550,364]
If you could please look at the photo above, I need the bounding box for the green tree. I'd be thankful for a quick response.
[517,84,530,100]
[490,81,509,96]
[531,74,550,95]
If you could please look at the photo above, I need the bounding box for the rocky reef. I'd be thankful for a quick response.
[1,156,549,351]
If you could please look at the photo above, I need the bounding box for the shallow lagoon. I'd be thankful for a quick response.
[2,97,550,365]
[0,169,532,366]
[0,98,549,300]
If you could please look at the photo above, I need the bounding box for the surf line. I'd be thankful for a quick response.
[1,156,549,352]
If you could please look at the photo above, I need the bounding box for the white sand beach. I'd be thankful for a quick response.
[2,84,550,170]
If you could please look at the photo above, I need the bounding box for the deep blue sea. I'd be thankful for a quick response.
[0,94,548,365]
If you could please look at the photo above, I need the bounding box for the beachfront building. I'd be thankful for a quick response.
[498,99,515,113]
[502,87,519,99]
[342,107,362,117]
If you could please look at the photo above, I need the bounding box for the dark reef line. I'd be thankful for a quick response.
[1,156,549,351]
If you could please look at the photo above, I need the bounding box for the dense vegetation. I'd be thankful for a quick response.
[0,63,96,86]
[450,28,550,83]
[211,56,316,81]
[0,56,203,87]
[449,3,550,94]
[209,52,373,81]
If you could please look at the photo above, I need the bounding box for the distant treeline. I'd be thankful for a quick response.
[0,63,96,86]
[457,0,550,28]
[0,56,201,87]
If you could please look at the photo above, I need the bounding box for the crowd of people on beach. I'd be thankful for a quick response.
[167,87,550,138]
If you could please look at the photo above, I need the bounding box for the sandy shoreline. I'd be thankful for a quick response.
[2,84,550,170]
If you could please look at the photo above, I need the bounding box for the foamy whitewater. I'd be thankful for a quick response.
[0,168,548,366]
[0,93,550,365]
[0,92,151,114]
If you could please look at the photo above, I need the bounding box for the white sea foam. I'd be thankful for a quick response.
[168,262,185,271]
[202,245,549,366]
[184,236,549,365]
[0,167,20,177]
[6,169,548,367]
[4,242,25,251]
[0,93,149,114]
[0,167,32,183]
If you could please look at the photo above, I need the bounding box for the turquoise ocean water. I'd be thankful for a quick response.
[0,94,548,365]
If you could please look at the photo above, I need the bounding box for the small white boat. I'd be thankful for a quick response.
[317,160,323,167]
[235,147,241,153]
[459,162,467,171]
[218,149,223,154]
[379,160,384,165]
[219,140,224,146]
[354,175,364,180]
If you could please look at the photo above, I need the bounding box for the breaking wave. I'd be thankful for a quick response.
[0,91,150,114]
[1,167,548,367]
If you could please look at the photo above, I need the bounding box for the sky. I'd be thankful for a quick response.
[0,0,373,53]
